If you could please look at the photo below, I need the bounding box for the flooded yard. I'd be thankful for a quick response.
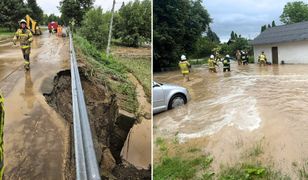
[154,62,308,178]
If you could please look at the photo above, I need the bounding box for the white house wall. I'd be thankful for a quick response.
[253,40,308,64]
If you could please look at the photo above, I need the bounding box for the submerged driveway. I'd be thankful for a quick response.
[154,63,308,178]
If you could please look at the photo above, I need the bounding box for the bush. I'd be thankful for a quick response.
[114,0,151,47]
[192,37,218,58]
[79,7,110,50]
[249,56,255,63]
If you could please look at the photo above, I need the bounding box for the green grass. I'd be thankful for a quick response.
[0,27,14,40]
[154,156,214,180]
[218,141,289,179]
[154,138,293,180]
[154,137,214,180]
[218,163,290,180]
[189,58,208,65]
[73,34,138,113]
[248,142,264,158]
[155,137,165,146]
[187,147,202,153]
[116,56,151,99]
[155,137,168,155]
[298,161,308,180]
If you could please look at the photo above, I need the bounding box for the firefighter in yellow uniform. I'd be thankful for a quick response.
[179,55,191,81]
[258,51,267,66]
[13,19,33,70]
[208,55,217,73]
[57,25,62,37]
[0,93,4,179]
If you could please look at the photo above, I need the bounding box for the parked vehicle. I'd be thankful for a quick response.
[153,81,190,114]
[48,21,58,33]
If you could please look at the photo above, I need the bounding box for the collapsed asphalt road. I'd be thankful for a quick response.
[0,31,70,179]
[154,63,308,178]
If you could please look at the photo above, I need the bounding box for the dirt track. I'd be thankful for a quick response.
[0,31,70,179]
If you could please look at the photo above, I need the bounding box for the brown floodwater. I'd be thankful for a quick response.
[121,74,151,170]
[0,31,70,179]
[154,62,308,178]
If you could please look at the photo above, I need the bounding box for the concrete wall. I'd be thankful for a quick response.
[253,40,308,64]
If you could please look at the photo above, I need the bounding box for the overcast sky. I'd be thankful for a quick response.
[38,0,301,42]
[37,0,133,16]
[205,0,302,42]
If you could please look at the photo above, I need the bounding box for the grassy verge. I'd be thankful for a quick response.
[219,163,290,180]
[293,161,308,180]
[115,55,151,99]
[189,58,208,65]
[154,136,292,179]
[0,27,14,40]
[154,137,214,180]
[73,34,138,113]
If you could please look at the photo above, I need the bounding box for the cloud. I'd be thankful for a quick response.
[94,0,134,12]
[37,0,134,16]
[204,0,300,42]
[37,0,60,15]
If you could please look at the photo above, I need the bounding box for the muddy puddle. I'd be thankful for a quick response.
[121,74,151,170]
[154,63,308,178]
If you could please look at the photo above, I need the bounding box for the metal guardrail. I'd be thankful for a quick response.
[69,32,101,180]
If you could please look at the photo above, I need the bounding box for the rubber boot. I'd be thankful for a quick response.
[24,61,30,71]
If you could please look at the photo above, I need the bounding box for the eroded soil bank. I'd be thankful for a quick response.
[44,69,150,179]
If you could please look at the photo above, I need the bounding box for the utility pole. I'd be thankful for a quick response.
[106,0,115,59]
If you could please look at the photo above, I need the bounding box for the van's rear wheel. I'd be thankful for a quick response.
[168,94,187,109]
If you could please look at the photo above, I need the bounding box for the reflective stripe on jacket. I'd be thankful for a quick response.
[179,61,190,74]
[13,28,33,49]
[259,54,266,61]
[208,58,215,68]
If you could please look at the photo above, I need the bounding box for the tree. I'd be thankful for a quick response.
[27,0,43,22]
[114,0,151,47]
[272,20,276,27]
[41,14,49,25]
[267,24,271,28]
[154,0,211,70]
[192,36,218,58]
[229,37,251,56]
[230,31,235,40]
[220,43,232,55]
[59,0,94,25]
[207,27,220,42]
[280,1,308,24]
[0,0,31,30]
[225,31,251,56]
[79,7,110,50]
[261,25,266,32]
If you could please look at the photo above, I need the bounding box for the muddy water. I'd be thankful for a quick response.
[121,74,151,169]
[154,63,308,178]
[0,31,70,179]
